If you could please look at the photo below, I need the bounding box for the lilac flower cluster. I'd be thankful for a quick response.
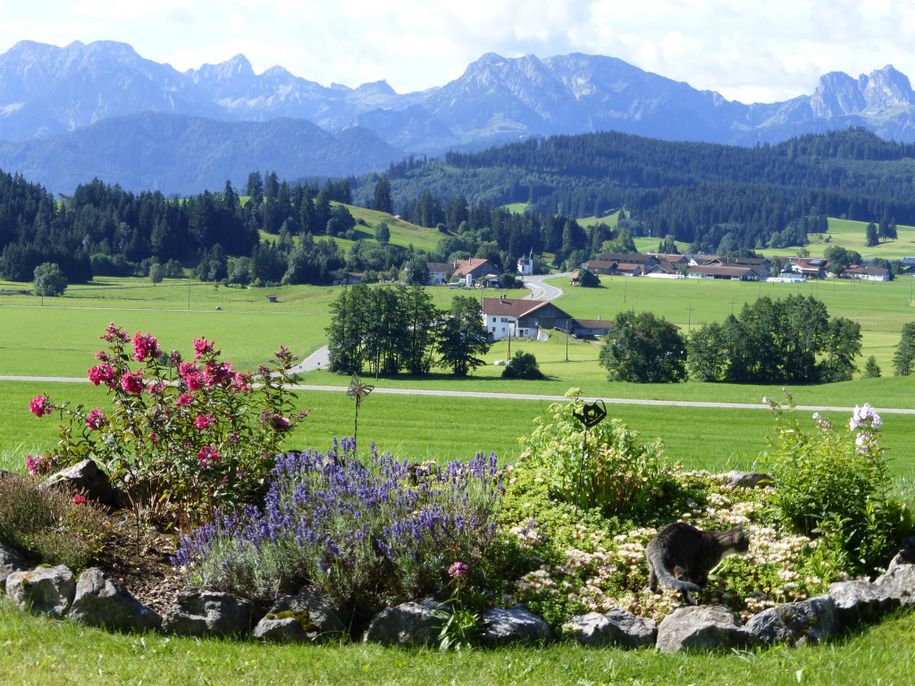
[174,439,503,604]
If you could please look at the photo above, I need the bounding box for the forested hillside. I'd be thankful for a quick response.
[375,128,915,253]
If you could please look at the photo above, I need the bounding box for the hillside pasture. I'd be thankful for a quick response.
[764,216,915,261]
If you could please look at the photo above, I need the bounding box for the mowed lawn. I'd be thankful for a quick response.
[773,216,915,261]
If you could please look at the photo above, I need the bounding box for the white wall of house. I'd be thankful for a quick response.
[517,255,534,276]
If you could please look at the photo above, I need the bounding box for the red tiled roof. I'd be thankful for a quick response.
[452,258,492,276]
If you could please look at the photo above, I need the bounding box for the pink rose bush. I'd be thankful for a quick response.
[27,323,306,522]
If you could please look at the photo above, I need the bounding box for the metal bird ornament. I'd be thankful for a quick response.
[573,400,607,429]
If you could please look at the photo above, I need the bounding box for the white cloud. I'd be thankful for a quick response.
[1,0,915,101]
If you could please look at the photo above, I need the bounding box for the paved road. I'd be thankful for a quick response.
[4,374,915,415]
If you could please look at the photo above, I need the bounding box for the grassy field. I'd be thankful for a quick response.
[768,217,915,261]
[1,601,913,686]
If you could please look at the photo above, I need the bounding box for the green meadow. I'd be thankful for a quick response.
[770,217,915,261]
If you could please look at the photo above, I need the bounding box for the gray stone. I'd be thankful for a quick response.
[362,599,448,646]
[68,568,161,632]
[745,596,837,646]
[0,544,29,590]
[656,605,748,653]
[253,617,313,643]
[875,564,915,606]
[885,537,915,574]
[256,586,346,643]
[724,471,774,489]
[829,580,899,627]
[5,565,75,617]
[481,606,553,646]
[39,459,122,507]
[161,591,256,637]
[563,609,657,648]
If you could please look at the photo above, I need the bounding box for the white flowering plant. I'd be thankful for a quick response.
[764,398,909,572]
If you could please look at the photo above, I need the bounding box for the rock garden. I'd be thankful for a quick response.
[2,325,914,654]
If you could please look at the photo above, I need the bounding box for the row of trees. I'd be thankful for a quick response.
[326,285,491,377]
[600,296,863,384]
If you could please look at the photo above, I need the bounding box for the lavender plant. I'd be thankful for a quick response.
[173,440,503,611]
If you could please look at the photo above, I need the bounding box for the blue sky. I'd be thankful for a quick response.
[1,0,913,103]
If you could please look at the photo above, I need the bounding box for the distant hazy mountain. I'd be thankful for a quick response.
[0,113,401,194]
[5,40,915,192]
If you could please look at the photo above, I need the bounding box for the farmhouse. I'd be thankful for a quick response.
[687,265,762,281]
[426,262,454,286]
[482,296,573,340]
[788,258,828,279]
[581,259,615,275]
[841,266,891,281]
[452,258,499,287]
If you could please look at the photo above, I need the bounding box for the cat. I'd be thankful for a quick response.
[646,522,750,605]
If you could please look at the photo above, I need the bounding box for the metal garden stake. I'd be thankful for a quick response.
[347,372,374,446]
[572,399,607,508]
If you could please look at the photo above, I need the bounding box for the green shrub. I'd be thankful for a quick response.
[501,351,544,380]
[0,475,109,570]
[517,389,675,519]
[764,401,910,572]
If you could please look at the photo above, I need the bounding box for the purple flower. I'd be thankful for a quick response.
[448,561,469,579]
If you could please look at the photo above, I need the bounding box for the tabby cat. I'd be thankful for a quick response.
[646,522,750,605]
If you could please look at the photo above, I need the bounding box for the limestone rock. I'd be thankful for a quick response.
[0,544,29,590]
[68,568,161,632]
[656,605,748,653]
[480,606,553,646]
[875,564,915,606]
[745,596,837,646]
[39,459,122,507]
[362,599,448,646]
[5,565,75,617]
[886,536,915,574]
[724,471,773,489]
[563,609,657,648]
[829,580,899,627]
[161,591,256,637]
[253,617,313,643]
[257,586,346,643]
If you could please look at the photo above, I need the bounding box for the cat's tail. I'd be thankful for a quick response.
[646,549,702,594]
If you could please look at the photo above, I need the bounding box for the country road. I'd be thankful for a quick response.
[4,374,915,416]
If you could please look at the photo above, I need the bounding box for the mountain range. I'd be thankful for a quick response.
[4,40,915,193]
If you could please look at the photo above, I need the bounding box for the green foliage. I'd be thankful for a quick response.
[764,401,910,571]
[438,296,491,377]
[577,268,600,288]
[599,310,686,383]
[33,262,67,296]
[501,351,544,380]
[374,222,391,244]
[517,390,675,518]
[33,325,305,523]
[866,222,879,247]
[864,356,882,378]
[893,322,915,376]
[0,474,109,569]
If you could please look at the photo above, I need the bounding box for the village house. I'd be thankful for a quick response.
[426,262,454,286]
[841,266,891,282]
[452,258,499,287]
[787,257,828,279]
[482,296,573,340]
[687,265,762,281]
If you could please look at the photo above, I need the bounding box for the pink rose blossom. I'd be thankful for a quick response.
[72,495,88,505]
[85,408,106,431]
[102,323,130,342]
[193,337,215,359]
[120,370,144,395]
[197,445,221,468]
[175,393,194,407]
[194,413,216,430]
[28,395,53,417]
[132,332,161,362]
[26,454,52,476]
[88,363,116,387]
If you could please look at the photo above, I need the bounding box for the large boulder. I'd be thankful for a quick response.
[886,537,915,574]
[39,459,122,507]
[0,544,29,590]
[362,599,448,646]
[656,605,748,653]
[5,565,75,617]
[829,580,899,627]
[480,606,553,646]
[875,564,915,606]
[254,586,346,643]
[161,591,256,637]
[68,568,161,632]
[724,471,773,489]
[745,596,837,646]
[563,609,657,648]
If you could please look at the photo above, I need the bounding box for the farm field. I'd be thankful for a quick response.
[1,602,913,686]
[768,217,915,261]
